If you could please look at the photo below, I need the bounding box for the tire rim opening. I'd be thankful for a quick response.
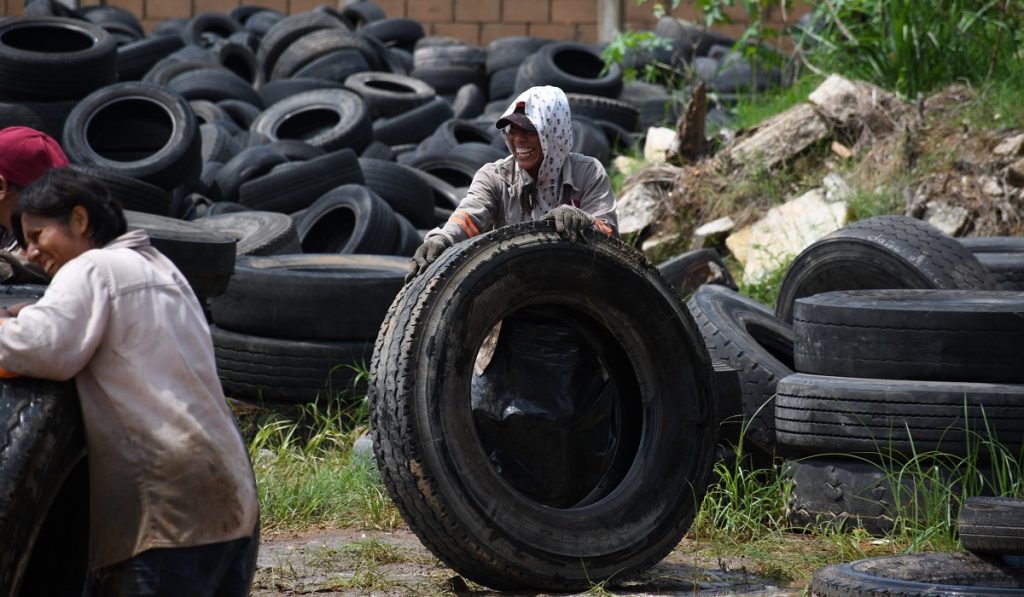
[276,108,342,142]
[301,206,355,253]
[364,79,416,94]
[746,321,794,369]
[2,25,95,53]
[470,305,643,509]
[86,98,175,162]
[552,48,605,79]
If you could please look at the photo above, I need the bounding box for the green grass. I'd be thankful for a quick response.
[246,397,401,533]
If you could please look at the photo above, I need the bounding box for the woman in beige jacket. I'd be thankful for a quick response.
[0,168,259,596]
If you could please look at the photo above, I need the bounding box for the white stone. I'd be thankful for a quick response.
[823,172,852,202]
[994,133,1024,157]
[726,189,850,283]
[612,155,644,177]
[923,201,970,237]
[808,74,862,124]
[641,231,681,254]
[691,216,735,249]
[643,126,677,163]
[981,176,1003,196]
[616,180,664,235]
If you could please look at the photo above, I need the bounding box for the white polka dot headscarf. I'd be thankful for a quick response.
[498,86,573,215]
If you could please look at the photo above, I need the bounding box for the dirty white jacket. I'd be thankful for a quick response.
[0,230,258,570]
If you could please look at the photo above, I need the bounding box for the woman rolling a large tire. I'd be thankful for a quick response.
[369,220,717,591]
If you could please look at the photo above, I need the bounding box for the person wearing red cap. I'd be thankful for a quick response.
[0,126,69,251]
[406,85,618,281]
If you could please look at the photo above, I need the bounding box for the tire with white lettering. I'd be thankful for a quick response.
[810,552,1024,596]
[775,215,997,323]
[369,220,716,591]
[0,380,89,597]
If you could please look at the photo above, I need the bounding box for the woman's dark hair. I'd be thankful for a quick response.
[13,168,126,248]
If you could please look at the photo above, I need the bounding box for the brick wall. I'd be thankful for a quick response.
[2,0,813,46]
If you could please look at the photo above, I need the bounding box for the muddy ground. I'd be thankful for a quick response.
[254,528,802,596]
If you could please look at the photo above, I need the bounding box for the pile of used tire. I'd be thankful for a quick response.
[689,215,1024,534]
[0,0,780,407]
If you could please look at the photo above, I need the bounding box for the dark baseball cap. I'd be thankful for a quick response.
[495,101,536,132]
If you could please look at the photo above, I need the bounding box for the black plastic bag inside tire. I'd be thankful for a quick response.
[369,221,717,591]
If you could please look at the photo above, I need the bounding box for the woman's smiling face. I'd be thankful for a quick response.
[21,206,95,277]
[507,123,543,177]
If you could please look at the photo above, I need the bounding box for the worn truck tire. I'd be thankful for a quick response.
[195,211,300,256]
[775,215,997,323]
[810,552,1024,596]
[210,254,407,341]
[774,373,1024,456]
[959,497,1024,555]
[0,379,89,597]
[793,289,1024,383]
[369,220,717,591]
[211,325,371,405]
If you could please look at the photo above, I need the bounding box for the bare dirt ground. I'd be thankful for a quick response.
[254,528,802,596]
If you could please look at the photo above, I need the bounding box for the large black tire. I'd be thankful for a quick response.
[117,34,184,81]
[959,497,1024,555]
[788,455,971,536]
[339,1,386,28]
[485,36,552,74]
[211,325,371,405]
[415,118,501,156]
[976,252,1024,291]
[181,12,240,48]
[405,153,480,188]
[294,184,400,254]
[239,148,364,214]
[359,17,423,51]
[210,254,406,340]
[357,158,435,228]
[165,66,263,108]
[69,164,173,216]
[0,379,89,597]
[371,96,454,146]
[793,289,1024,383]
[686,284,793,453]
[775,215,997,323]
[209,145,288,204]
[195,211,300,256]
[270,27,381,80]
[657,248,738,296]
[810,552,1024,596]
[255,10,345,81]
[567,93,640,131]
[256,77,342,107]
[369,220,717,591]
[515,42,623,98]
[774,373,1024,456]
[292,47,369,83]
[62,82,202,192]
[124,210,237,300]
[250,88,372,153]
[343,71,435,119]
[959,236,1024,253]
[0,17,117,101]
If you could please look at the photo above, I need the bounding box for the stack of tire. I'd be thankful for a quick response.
[689,215,1024,535]
[808,497,1024,596]
[0,0,785,408]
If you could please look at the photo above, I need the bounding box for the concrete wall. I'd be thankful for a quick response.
[2,1,814,46]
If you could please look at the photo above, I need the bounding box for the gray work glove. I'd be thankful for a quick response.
[542,204,594,243]
[406,235,451,283]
